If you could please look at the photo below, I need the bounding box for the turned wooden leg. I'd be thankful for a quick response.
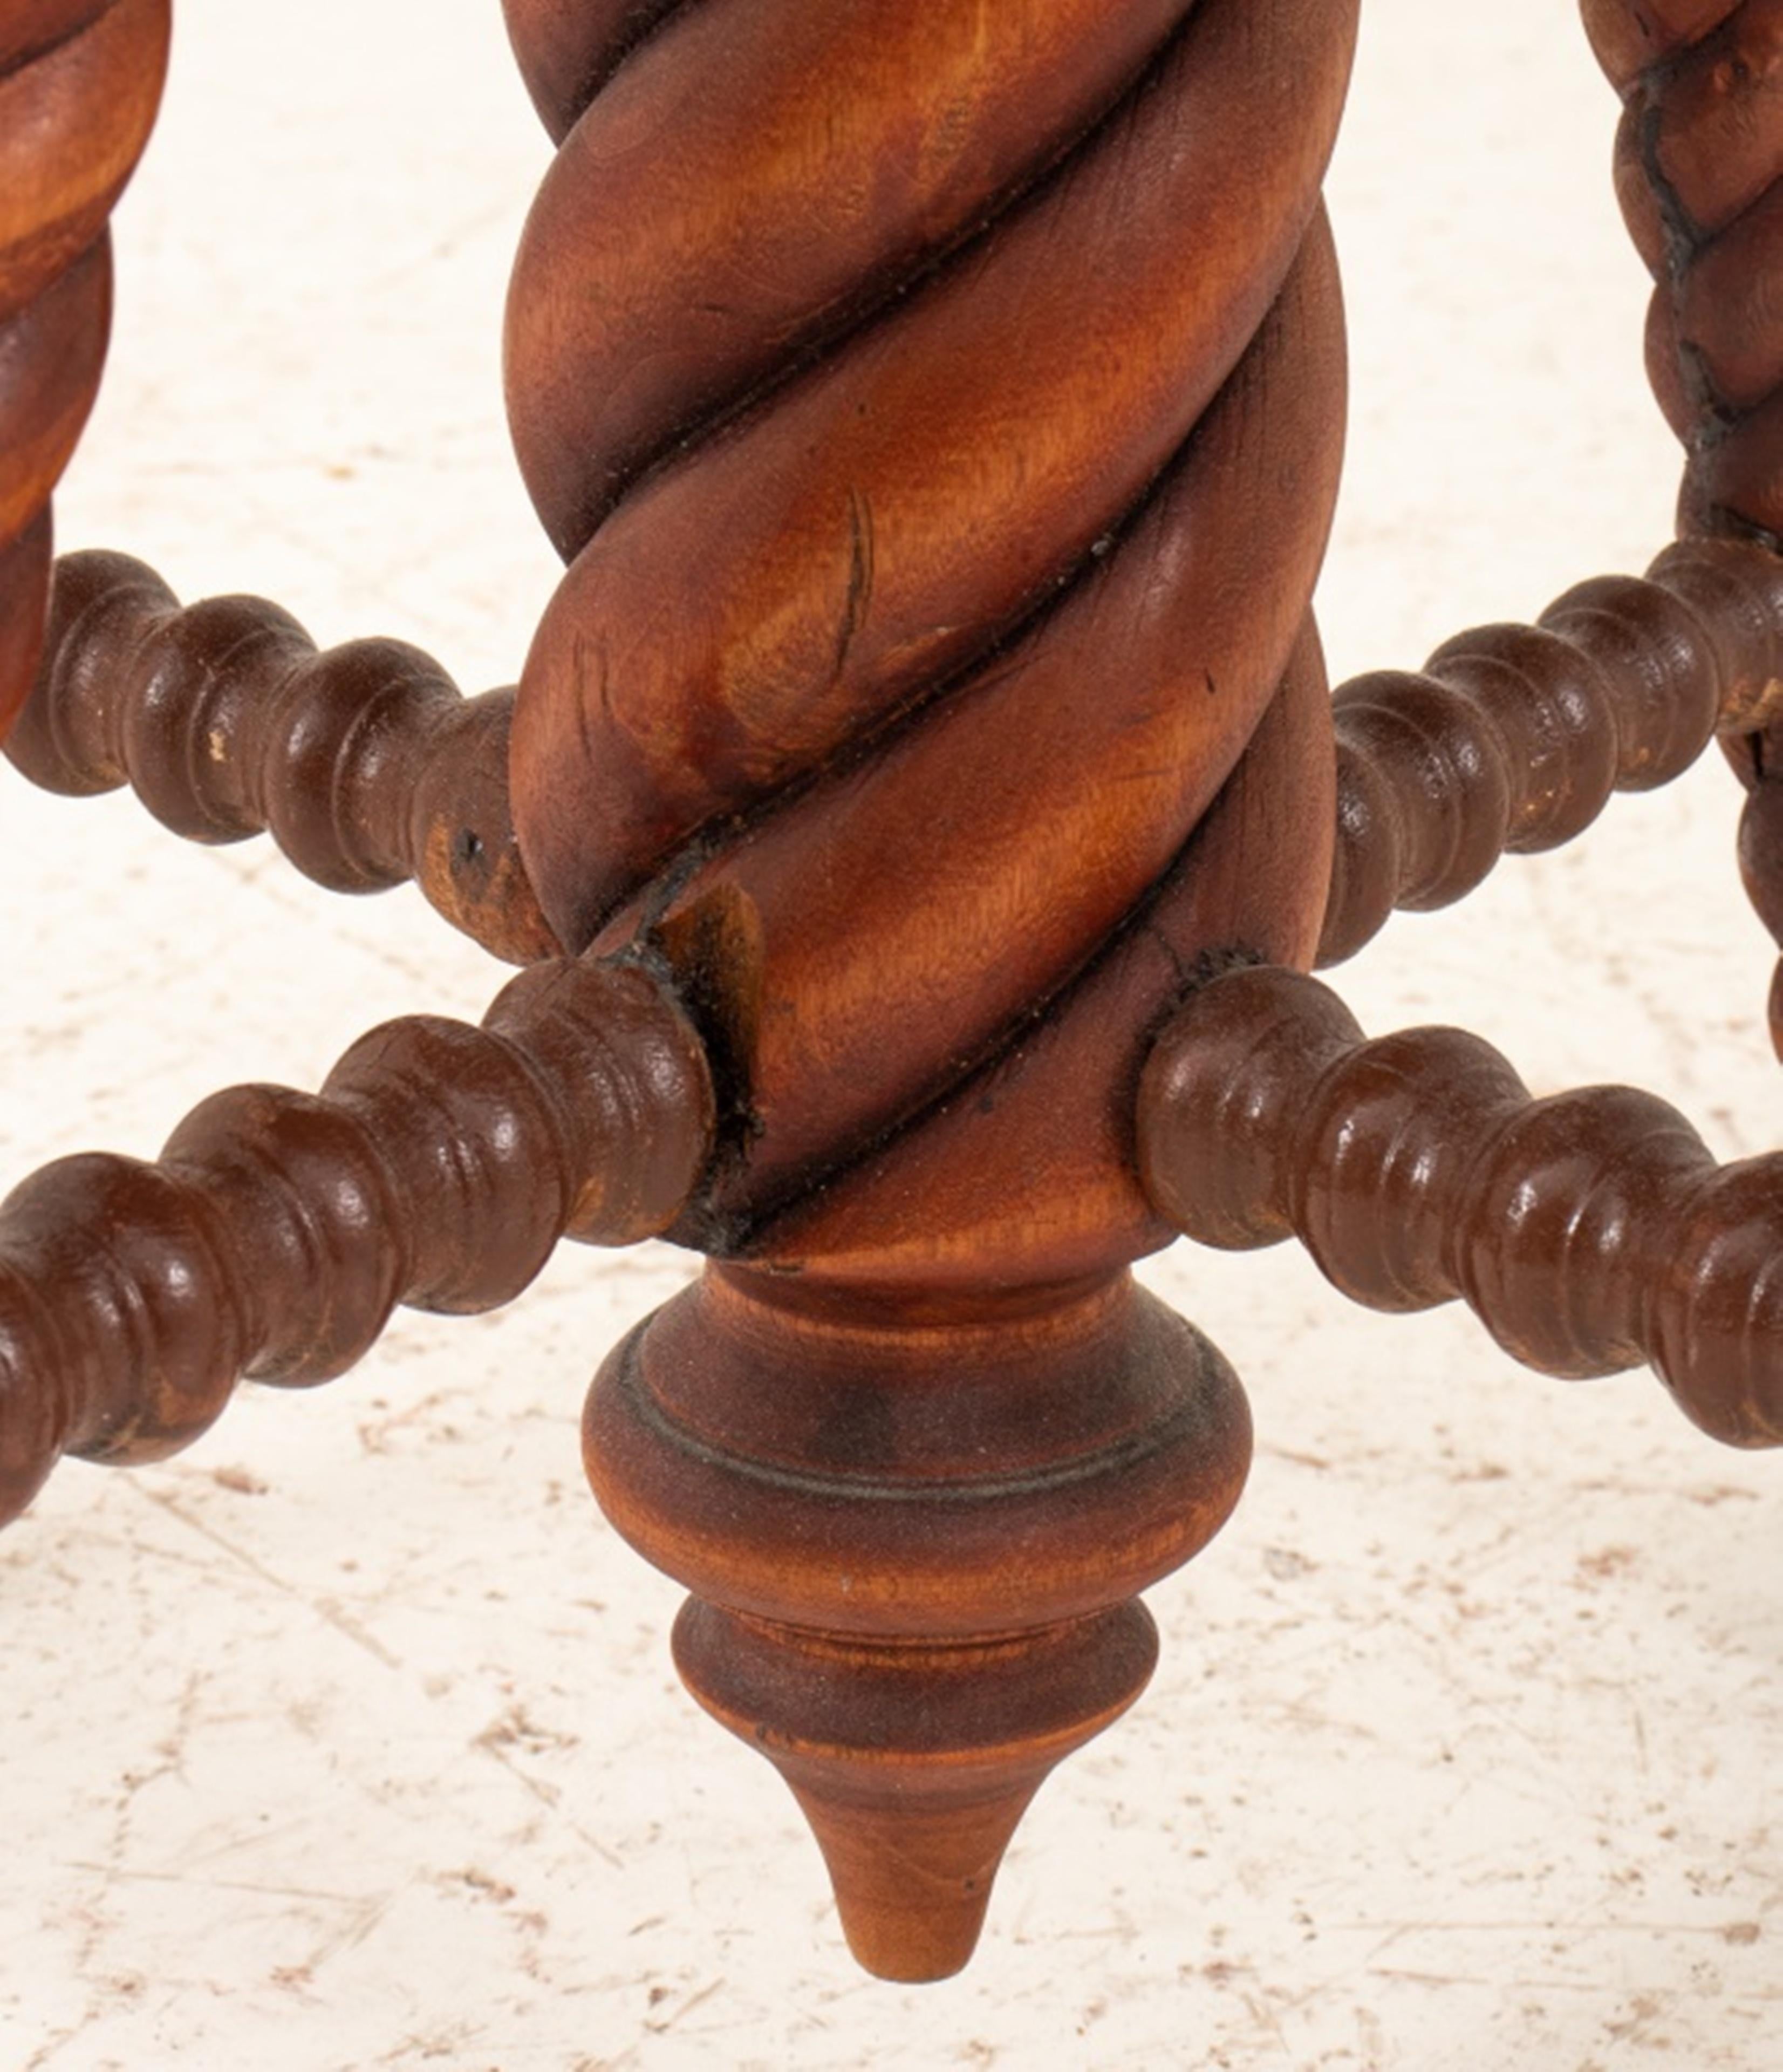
[1583,1,1783,1049]
[498,0,1356,1974]
[9,549,557,963]
[0,955,712,1525]
[1139,963,1783,1447]
[587,1266,1248,1980]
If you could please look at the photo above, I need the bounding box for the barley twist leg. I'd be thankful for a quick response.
[502,0,1358,1977]
[1583,1,1783,1049]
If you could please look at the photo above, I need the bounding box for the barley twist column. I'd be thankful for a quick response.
[0,0,170,738]
[501,0,1358,1978]
[1582,0,1783,1048]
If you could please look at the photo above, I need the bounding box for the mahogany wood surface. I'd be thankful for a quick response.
[10,548,559,964]
[498,0,1356,1976]
[1,0,1780,1998]
[508,0,1355,956]
[0,955,711,1528]
[590,1264,1251,1979]
[504,0,1352,1279]
[1139,964,1783,1448]
[0,0,168,738]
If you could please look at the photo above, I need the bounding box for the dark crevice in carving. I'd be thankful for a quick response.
[1634,85,1730,445]
[696,669,1309,1260]
[598,427,1205,965]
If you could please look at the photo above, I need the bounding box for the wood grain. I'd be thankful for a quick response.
[503,0,1358,1976]
[508,0,1356,948]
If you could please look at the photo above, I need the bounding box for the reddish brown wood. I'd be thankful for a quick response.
[0,0,169,738]
[508,0,1357,948]
[501,0,1357,1976]
[1589,4,1783,1045]
[506,0,1208,560]
[1321,534,1783,964]
[1591,0,1783,539]
[1582,0,1743,88]
[0,956,712,1529]
[589,1266,1250,1980]
[9,549,560,964]
[1139,964,1783,1449]
[5,0,1776,1994]
[1728,720,1783,1053]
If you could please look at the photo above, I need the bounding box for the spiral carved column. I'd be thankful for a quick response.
[0,0,169,740]
[501,0,1358,1977]
[1582,1,1783,1048]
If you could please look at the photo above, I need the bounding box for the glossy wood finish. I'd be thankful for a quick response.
[1585,3,1783,1050]
[501,0,1356,1976]
[0,0,169,739]
[1139,964,1783,1448]
[10,549,560,964]
[1321,534,1783,963]
[507,0,1208,563]
[507,0,1356,952]
[503,0,1352,1274]
[1587,0,1783,539]
[590,1265,1250,1979]
[2,0,1779,1992]
[0,955,712,1529]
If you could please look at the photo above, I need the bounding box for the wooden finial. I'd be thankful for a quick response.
[587,1267,1249,1981]
[1139,963,1783,1448]
[0,957,713,1528]
[8,550,560,965]
[674,1600,1162,1981]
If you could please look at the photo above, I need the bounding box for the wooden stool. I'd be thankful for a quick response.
[2,0,1778,1986]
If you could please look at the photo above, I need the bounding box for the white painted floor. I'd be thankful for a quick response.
[3,3,1778,2067]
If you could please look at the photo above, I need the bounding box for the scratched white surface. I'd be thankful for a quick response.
[3,3,1779,2067]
